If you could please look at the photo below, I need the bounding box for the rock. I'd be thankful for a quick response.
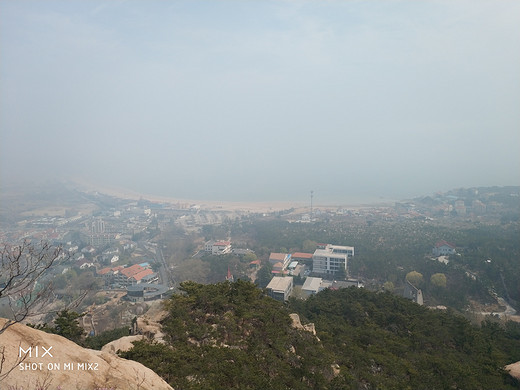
[506,361,520,381]
[0,318,173,390]
[101,335,145,354]
[289,313,317,336]
[136,301,167,344]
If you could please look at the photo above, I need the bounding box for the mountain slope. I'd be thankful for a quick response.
[122,281,520,390]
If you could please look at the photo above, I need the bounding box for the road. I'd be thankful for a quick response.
[477,297,517,318]
[156,247,174,288]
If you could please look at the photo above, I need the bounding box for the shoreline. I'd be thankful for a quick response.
[71,179,395,213]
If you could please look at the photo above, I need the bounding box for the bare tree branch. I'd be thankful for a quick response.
[0,240,68,334]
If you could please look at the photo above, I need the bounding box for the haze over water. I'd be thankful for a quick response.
[1,1,519,203]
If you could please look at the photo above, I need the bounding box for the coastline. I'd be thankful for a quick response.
[70,179,395,213]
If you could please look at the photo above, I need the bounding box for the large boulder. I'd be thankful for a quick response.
[506,361,520,381]
[0,318,173,390]
[289,313,317,336]
[101,335,145,354]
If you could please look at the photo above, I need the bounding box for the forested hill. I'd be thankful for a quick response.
[121,281,520,390]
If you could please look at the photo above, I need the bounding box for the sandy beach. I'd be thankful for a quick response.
[71,179,308,213]
[71,179,393,213]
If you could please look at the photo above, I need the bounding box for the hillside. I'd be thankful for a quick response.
[121,280,520,390]
[122,280,333,389]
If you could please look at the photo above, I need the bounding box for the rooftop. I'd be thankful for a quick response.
[120,264,145,278]
[435,240,456,248]
[132,269,154,281]
[269,253,289,261]
[214,241,231,246]
[302,277,322,292]
[266,276,293,291]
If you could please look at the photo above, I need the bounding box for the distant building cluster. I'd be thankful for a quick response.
[266,243,355,280]
[264,242,361,302]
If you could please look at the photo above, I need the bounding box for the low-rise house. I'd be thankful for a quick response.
[266,276,293,302]
[302,277,323,297]
[249,259,261,269]
[77,259,95,270]
[97,266,124,285]
[81,246,96,254]
[291,252,313,266]
[269,253,291,273]
[432,240,456,256]
[272,261,288,275]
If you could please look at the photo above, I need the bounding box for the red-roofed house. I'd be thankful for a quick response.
[292,252,313,266]
[432,240,456,256]
[97,267,113,276]
[269,253,291,273]
[249,259,261,269]
[114,264,146,286]
[131,269,158,284]
[97,266,124,285]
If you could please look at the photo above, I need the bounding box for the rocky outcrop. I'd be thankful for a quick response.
[101,335,145,354]
[289,313,317,336]
[506,361,520,381]
[0,318,173,390]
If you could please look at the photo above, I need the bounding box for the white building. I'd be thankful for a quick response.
[205,240,232,255]
[302,277,323,297]
[312,244,354,276]
[432,240,456,257]
[266,276,293,301]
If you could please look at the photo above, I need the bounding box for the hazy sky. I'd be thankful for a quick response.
[1,0,519,203]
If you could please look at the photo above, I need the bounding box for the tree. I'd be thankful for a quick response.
[302,240,317,253]
[0,241,67,334]
[431,273,447,288]
[383,281,395,292]
[53,310,85,343]
[256,263,273,289]
[243,252,257,263]
[406,271,424,286]
[335,264,347,280]
[0,241,73,382]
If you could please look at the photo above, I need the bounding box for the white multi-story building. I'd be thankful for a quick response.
[312,244,354,276]
[205,240,232,255]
